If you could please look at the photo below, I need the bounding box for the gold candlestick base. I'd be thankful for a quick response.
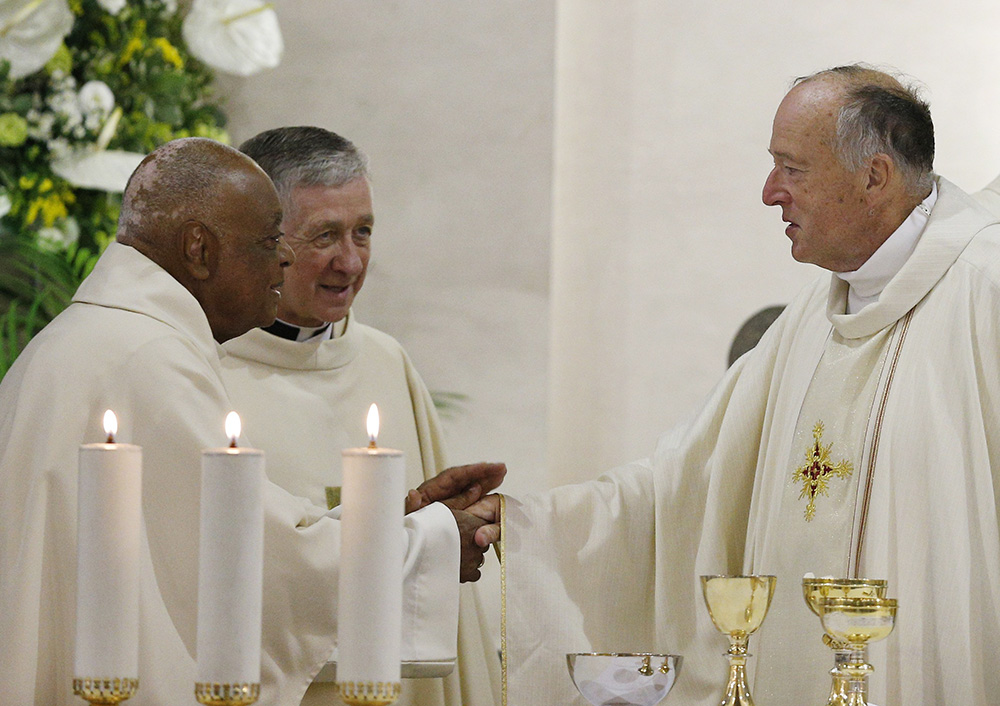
[194,681,260,706]
[336,680,402,705]
[73,677,138,705]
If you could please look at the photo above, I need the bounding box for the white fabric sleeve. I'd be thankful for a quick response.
[399,502,460,662]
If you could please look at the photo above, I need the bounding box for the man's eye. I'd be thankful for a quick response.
[357,226,372,239]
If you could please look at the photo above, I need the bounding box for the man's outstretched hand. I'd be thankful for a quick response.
[405,462,506,514]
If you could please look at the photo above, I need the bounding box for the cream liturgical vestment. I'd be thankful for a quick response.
[220,320,501,706]
[0,243,459,706]
[500,178,1000,706]
[975,172,1000,217]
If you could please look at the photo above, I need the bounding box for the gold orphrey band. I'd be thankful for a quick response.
[72,677,139,705]
[194,681,261,706]
[337,680,403,705]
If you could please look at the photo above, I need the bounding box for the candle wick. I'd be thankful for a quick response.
[106,433,115,443]
[229,438,238,449]
[368,439,377,450]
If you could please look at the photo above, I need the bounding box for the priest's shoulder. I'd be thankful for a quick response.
[352,321,413,362]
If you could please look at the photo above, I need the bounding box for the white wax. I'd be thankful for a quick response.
[337,447,405,686]
[196,447,264,685]
[75,442,142,679]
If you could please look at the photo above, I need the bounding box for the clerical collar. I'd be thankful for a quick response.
[263,318,333,342]
[835,181,938,314]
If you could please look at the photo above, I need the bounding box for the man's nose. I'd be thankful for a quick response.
[278,236,295,268]
[762,167,784,206]
[330,238,364,275]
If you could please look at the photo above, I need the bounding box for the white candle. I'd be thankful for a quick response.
[196,411,264,686]
[337,404,405,691]
[75,409,142,680]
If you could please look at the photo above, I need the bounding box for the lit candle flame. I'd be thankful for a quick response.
[225,411,241,448]
[103,409,118,443]
[366,403,379,448]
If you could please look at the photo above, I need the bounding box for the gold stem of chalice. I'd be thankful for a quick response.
[802,578,887,706]
[818,596,897,706]
[701,575,776,706]
[194,682,260,706]
[73,677,138,705]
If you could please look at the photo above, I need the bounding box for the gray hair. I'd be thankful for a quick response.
[238,126,369,201]
[795,65,935,197]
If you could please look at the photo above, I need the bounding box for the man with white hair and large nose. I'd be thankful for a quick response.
[221,127,502,706]
[461,64,1000,706]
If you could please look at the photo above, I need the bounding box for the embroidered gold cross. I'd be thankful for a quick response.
[793,421,853,521]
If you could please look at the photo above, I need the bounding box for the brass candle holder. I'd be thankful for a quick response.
[336,680,402,705]
[73,677,138,705]
[802,578,887,706]
[700,575,776,706]
[818,596,897,706]
[194,682,260,706]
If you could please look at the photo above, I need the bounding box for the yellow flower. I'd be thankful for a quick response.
[152,37,183,69]
[119,37,143,66]
[0,113,29,147]
[18,175,36,190]
[39,178,54,193]
[26,191,74,227]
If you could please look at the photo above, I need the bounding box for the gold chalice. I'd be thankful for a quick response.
[801,578,887,706]
[818,596,897,706]
[567,653,683,706]
[700,575,776,706]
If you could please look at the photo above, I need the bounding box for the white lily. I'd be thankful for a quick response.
[0,0,73,79]
[181,0,282,77]
[51,108,145,192]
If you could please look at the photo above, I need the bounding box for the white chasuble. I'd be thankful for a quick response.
[0,244,458,706]
[221,319,501,706]
[975,172,1000,217]
[750,320,903,703]
[499,178,1000,706]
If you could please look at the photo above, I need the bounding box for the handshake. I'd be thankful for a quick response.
[404,463,506,583]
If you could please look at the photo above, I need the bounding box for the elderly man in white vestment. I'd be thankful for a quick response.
[975,172,1000,216]
[0,137,499,705]
[459,65,1000,706]
[219,126,502,706]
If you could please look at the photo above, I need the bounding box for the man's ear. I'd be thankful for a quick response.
[865,153,893,197]
[180,221,214,281]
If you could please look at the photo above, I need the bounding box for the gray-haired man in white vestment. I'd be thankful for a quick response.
[452,65,1000,705]
[219,126,503,706]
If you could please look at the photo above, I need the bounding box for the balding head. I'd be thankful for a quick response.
[793,65,934,199]
[116,138,294,342]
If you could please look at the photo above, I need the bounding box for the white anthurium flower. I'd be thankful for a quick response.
[51,148,145,192]
[37,216,78,250]
[182,0,282,77]
[78,80,115,120]
[0,189,11,218]
[96,0,126,14]
[0,0,74,79]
